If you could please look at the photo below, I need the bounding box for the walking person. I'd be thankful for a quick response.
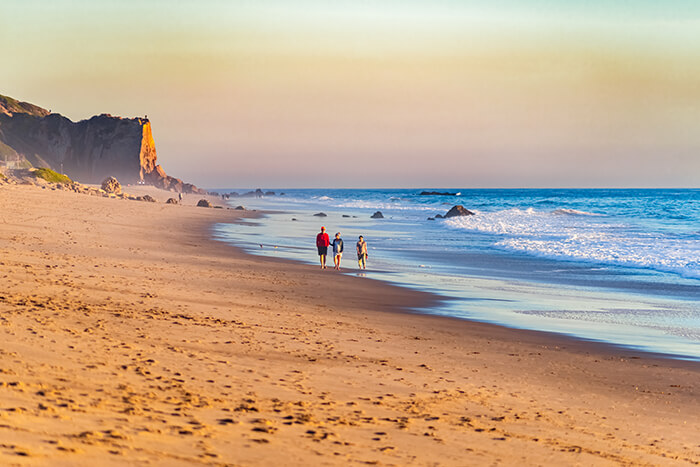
[331,232,344,270]
[356,235,368,269]
[316,226,330,269]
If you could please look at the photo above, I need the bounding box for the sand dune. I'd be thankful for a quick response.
[0,183,698,465]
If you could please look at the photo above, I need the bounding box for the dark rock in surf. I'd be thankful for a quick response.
[420,191,457,196]
[370,211,384,219]
[444,205,474,218]
[313,212,327,217]
[241,189,265,198]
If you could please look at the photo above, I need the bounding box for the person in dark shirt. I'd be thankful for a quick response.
[331,232,344,270]
[316,226,331,269]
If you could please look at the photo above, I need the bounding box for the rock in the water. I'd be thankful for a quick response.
[166,198,178,204]
[370,211,384,219]
[291,218,297,221]
[435,214,444,219]
[197,199,212,207]
[265,191,275,196]
[141,194,156,203]
[101,176,122,194]
[427,217,435,221]
[342,214,351,218]
[234,205,246,210]
[420,191,458,196]
[444,205,474,217]
[313,212,327,217]
[241,189,265,198]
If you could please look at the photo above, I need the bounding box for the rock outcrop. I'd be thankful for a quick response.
[444,205,474,217]
[0,94,204,193]
[371,211,384,219]
[197,199,212,208]
[101,177,122,194]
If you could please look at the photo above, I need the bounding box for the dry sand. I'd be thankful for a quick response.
[0,183,698,466]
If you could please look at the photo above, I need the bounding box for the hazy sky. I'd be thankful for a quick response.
[3,0,699,188]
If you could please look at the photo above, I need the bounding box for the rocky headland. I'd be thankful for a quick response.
[0,94,203,193]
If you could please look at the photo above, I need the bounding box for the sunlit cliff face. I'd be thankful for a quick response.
[3,1,700,187]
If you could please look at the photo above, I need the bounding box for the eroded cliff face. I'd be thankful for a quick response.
[0,94,203,193]
[139,120,158,180]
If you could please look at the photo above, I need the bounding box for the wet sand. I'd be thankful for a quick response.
[0,183,698,466]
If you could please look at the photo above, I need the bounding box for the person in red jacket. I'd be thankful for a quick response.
[316,226,331,269]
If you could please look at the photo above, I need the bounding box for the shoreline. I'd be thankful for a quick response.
[212,200,700,362]
[1,183,698,465]
[212,216,700,365]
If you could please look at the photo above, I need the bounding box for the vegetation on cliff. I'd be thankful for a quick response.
[0,94,49,117]
[33,168,73,184]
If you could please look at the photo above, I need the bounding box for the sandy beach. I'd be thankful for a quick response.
[1,183,698,466]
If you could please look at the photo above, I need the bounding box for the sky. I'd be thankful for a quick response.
[2,0,700,188]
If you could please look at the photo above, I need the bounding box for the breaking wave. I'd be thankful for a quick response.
[444,208,700,278]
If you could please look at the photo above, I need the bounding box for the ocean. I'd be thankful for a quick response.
[212,189,700,360]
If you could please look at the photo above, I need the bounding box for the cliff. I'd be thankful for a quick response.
[0,94,203,193]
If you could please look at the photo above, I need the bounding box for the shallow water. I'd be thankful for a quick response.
[213,188,700,360]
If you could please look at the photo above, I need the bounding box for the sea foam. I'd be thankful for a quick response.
[445,208,700,278]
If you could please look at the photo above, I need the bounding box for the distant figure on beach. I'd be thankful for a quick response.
[316,226,330,269]
[331,232,344,270]
[178,192,183,202]
[357,235,368,269]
